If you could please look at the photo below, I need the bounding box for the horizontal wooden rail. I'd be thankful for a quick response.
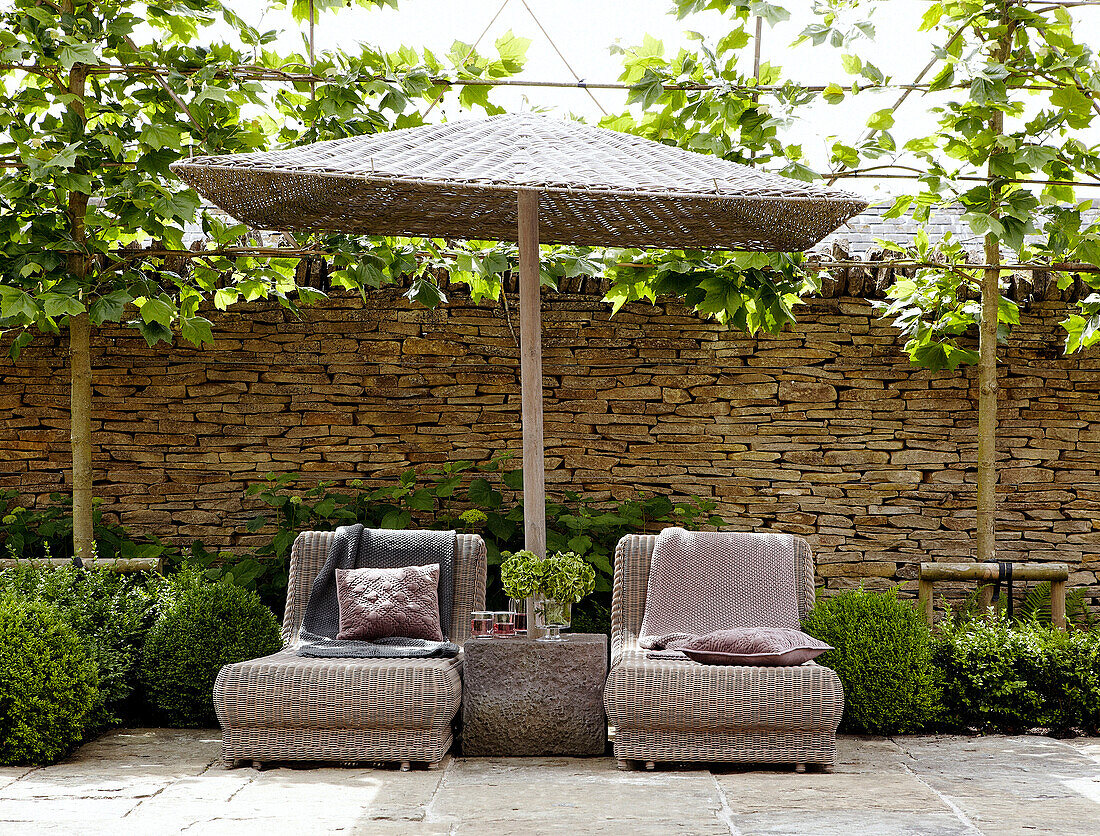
[0,557,163,573]
[918,562,1069,629]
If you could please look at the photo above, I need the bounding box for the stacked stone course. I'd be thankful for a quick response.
[2,277,1099,602]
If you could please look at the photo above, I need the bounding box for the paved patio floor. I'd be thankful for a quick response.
[2,730,1100,835]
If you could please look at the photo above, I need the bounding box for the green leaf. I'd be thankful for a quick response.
[841,54,862,75]
[140,124,183,151]
[0,287,37,322]
[919,3,943,31]
[8,331,32,361]
[822,83,845,105]
[40,293,85,318]
[214,288,239,310]
[866,109,895,131]
[137,320,173,347]
[180,315,214,347]
[749,2,790,26]
[1051,86,1094,128]
[58,41,98,70]
[137,296,175,328]
[493,30,530,73]
[406,489,435,512]
[90,290,133,325]
[928,63,954,92]
[998,297,1020,326]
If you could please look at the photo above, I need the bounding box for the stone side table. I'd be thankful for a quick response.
[461,633,608,757]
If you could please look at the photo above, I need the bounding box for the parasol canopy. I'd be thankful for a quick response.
[171,113,868,569]
[171,113,867,252]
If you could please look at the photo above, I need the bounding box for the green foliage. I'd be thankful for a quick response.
[933,618,1100,734]
[847,2,1100,361]
[231,455,724,613]
[871,232,1020,372]
[0,489,173,566]
[0,0,532,358]
[0,594,99,765]
[140,575,281,727]
[500,549,542,599]
[803,588,942,734]
[0,565,157,726]
[500,550,596,604]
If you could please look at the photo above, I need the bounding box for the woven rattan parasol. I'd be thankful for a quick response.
[172,113,868,560]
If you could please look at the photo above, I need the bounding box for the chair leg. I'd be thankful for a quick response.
[400,760,412,772]
[645,761,656,771]
[820,764,835,774]
[794,763,807,774]
[222,759,241,770]
[251,760,269,771]
[617,759,632,771]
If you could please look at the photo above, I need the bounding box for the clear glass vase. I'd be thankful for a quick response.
[534,596,571,642]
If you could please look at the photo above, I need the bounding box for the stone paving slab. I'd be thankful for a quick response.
[3,729,1100,835]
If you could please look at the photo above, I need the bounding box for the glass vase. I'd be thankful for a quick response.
[535,596,571,642]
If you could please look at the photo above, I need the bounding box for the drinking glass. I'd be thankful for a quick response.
[492,610,516,637]
[470,611,493,638]
[509,598,529,635]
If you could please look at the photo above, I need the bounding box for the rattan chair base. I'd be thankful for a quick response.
[612,729,836,767]
[214,530,487,769]
[220,728,453,766]
[606,532,843,768]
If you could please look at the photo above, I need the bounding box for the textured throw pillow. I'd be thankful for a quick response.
[335,563,444,642]
[680,627,831,666]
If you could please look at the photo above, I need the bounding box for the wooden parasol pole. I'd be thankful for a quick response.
[517,189,545,636]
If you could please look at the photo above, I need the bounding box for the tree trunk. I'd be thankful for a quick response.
[976,15,1011,565]
[65,29,93,563]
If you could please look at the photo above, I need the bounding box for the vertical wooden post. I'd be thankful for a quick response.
[1051,579,1067,631]
[518,190,545,636]
[919,578,934,627]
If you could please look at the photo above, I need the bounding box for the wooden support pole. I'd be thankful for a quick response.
[518,189,545,636]
[1051,580,1067,631]
[919,578,934,626]
[517,189,545,557]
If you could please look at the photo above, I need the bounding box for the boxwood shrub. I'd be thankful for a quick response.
[0,595,99,765]
[141,578,282,726]
[933,618,1100,734]
[802,588,942,734]
[0,565,157,726]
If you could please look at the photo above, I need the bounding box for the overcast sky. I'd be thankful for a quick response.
[251,0,1100,202]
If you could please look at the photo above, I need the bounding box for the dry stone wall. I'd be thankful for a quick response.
[2,282,1099,602]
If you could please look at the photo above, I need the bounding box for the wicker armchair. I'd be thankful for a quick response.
[213,530,486,770]
[603,533,843,771]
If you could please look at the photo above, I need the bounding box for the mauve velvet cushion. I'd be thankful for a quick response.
[679,627,832,666]
[335,563,444,642]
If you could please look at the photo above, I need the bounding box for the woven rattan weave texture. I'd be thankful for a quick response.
[171,114,868,251]
[604,532,843,767]
[214,530,486,766]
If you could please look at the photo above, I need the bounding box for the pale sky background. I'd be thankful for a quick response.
[238,0,1100,203]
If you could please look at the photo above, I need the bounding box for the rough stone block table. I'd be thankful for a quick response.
[461,633,608,757]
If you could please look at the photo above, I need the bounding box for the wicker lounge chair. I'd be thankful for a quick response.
[213,530,486,770]
[603,533,844,771]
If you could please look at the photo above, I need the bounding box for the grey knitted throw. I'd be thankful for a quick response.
[297,524,458,658]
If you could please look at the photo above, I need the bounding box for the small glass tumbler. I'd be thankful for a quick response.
[471,611,493,638]
[509,598,529,635]
[492,610,516,637]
